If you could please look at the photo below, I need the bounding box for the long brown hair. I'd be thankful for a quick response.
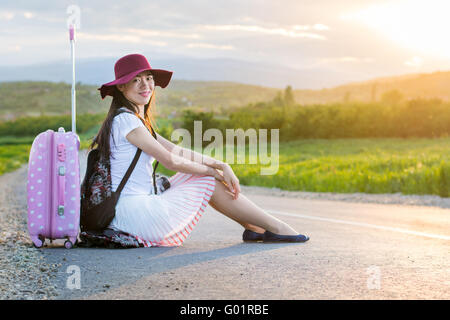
[90,86,158,160]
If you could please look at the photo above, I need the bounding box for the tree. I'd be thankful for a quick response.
[272,91,284,107]
[284,85,295,106]
[381,89,403,105]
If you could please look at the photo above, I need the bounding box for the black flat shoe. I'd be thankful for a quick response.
[263,230,310,243]
[242,229,264,242]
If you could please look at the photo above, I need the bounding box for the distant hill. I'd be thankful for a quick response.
[0,80,279,121]
[0,70,449,121]
[0,56,364,91]
[292,70,450,104]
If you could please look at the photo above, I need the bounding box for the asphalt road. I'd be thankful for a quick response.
[39,151,450,299]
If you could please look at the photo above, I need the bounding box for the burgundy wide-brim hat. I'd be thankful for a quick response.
[98,53,173,99]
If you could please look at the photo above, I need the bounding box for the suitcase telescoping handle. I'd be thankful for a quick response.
[69,24,76,134]
[57,142,66,216]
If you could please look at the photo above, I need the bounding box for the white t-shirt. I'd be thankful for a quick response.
[110,108,156,196]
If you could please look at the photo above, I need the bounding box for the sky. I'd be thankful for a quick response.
[1,0,449,86]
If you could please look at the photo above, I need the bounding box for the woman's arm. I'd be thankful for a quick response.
[155,132,240,199]
[155,131,241,199]
[155,132,228,170]
[126,127,223,179]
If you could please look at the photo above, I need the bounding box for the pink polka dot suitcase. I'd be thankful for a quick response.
[27,25,80,249]
[27,128,81,248]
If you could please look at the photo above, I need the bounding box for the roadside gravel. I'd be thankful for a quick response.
[0,156,448,300]
[0,165,60,300]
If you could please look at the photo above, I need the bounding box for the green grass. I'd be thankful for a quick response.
[0,144,32,175]
[0,128,98,175]
[225,137,450,197]
[1,136,449,197]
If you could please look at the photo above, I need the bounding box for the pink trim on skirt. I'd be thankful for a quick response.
[109,173,216,247]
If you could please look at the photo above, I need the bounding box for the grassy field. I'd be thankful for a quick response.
[226,137,450,197]
[1,135,448,197]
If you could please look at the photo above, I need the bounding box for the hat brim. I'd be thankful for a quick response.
[98,68,173,99]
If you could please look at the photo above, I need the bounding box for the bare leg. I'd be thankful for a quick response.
[208,179,299,236]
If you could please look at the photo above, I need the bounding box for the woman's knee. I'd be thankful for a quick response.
[210,178,227,202]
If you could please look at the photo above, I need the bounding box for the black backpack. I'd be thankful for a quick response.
[80,108,160,231]
[78,228,143,248]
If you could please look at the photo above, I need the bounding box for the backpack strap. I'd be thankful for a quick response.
[152,160,159,195]
[115,148,141,195]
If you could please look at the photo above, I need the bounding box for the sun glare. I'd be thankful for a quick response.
[340,0,450,60]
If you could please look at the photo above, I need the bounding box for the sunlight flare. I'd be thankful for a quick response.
[340,0,450,59]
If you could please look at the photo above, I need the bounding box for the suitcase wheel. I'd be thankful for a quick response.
[66,236,78,249]
[64,240,74,249]
[32,235,45,248]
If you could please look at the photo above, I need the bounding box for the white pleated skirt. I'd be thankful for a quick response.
[108,172,216,247]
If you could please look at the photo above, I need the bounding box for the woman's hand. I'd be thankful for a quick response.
[208,164,241,200]
[222,164,241,200]
[210,167,224,182]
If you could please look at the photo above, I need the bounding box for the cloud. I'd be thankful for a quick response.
[0,10,35,20]
[185,42,234,50]
[124,28,202,39]
[77,32,168,46]
[293,24,330,31]
[0,45,22,53]
[200,24,328,40]
[23,11,34,19]
[404,56,423,67]
[0,11,15,20]
[319,57,374,63]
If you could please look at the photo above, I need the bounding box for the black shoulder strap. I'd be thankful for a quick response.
[114,107,133,118]
[115,148,141,195]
